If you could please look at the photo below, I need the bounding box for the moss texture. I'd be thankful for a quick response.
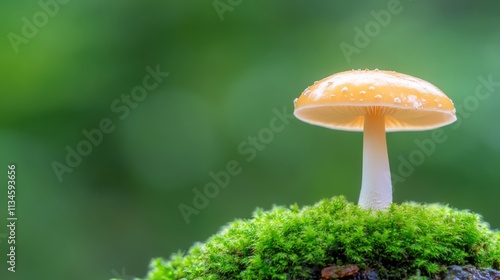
[139,197,500,279]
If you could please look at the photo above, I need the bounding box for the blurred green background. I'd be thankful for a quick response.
[1,0,499,279]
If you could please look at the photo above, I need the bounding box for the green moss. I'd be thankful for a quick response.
[142,197,500,279]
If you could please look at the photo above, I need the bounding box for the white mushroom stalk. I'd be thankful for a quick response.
[358,114,392,210]
[293,69,457,211]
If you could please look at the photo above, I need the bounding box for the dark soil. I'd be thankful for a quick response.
[319,264,500,279]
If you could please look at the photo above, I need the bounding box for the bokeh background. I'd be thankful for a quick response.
[1,1,499,279]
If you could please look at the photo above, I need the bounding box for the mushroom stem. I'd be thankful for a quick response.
[358,114,392,210]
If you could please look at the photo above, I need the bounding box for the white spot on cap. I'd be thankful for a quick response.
[341,87,348,92]
[375,94,382,99]
[407,94,423,109]
[303,86,310,94]
[293,98,298,106]
[437,104,442,108]
[360,90,366,94]
[394,97,401,104]
[369,86,375,90]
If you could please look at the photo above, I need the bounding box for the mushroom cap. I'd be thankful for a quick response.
[293,69,457,132]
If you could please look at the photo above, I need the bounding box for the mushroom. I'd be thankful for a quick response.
[293,69,457,210]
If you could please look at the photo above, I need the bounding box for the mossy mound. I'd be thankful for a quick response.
[143,197,500,279]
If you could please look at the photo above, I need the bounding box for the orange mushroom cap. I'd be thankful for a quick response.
[294,69,457,132]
